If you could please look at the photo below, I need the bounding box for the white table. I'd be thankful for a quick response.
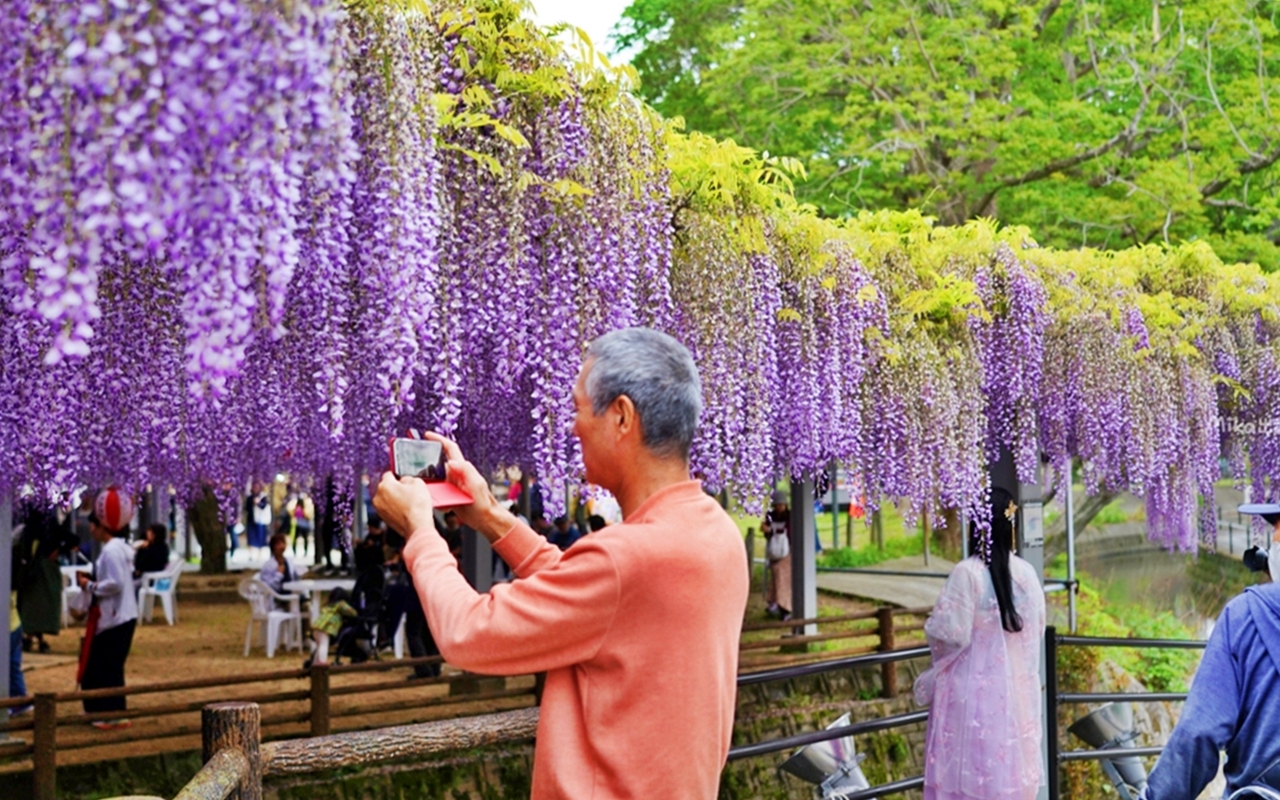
[282,578,356,627]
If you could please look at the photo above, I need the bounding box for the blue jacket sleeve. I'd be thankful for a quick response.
[1143,610,1240,800]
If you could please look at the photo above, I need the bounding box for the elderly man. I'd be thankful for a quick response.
[1140,503,1280,798]
[374,327,749,800]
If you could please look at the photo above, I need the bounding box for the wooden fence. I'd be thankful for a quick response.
[737,605,930,673]
[0,603,928,799]
[0,655,539,800]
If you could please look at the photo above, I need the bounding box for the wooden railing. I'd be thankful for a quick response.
[137,702,541,800]
[1,603,927,798]
[737,605,930,674]
[1,656,539,800]
[109,640,936,800]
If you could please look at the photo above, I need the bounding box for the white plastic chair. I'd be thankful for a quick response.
[238,577,303,658]
[393,612,407,659]
[61,572,81,628]
[137,558,184,625]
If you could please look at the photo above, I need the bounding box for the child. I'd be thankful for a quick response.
[308,587,358,666]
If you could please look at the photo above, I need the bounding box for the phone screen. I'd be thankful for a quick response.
[392,439,448,482]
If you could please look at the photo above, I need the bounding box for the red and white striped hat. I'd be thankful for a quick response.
[93,487,134,533]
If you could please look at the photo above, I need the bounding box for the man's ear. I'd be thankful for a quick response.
[612,394,638,439]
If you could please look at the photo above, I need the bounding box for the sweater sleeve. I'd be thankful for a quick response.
[403,522,620,675]
[1143,608,1240,800]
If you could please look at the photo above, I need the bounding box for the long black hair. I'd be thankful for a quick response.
[968,487,1023,633]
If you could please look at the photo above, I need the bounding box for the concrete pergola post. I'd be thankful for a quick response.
[990,450,1044,582]
[789,479,818,636]
[461,527,493,593]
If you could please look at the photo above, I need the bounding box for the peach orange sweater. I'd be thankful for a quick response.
[404,480,749,800]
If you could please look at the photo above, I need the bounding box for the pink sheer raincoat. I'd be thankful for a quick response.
[914,555,1046,800]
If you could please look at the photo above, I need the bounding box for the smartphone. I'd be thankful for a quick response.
[387,437,474,507]
[391,438,448,481]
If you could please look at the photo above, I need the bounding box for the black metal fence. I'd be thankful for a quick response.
[1045,626,1208,800]
[729,646,932,800]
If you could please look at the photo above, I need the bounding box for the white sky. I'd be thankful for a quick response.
[526,0,633,60]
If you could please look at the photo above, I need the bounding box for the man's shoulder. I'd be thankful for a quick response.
[604,494,741,561]
[1234,582,1280,619]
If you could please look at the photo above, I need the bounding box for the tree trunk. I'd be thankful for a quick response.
[938,507,963,561]
[871,508,885,550]
[1044,490,1120,553]
[190,485,227,575]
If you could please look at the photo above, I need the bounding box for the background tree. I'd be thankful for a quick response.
[615,0,1280,265]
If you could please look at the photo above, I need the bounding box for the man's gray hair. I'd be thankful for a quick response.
[584,328,702,460]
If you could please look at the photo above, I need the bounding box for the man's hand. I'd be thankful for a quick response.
[372,473,437,540]
[422,432,518,543]
[76,572,90,589]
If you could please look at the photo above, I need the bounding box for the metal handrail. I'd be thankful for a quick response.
[839,775,926,800]
[1056,635,1207,649]
[1059,746,1165,762]
[1047,628,1210,800]
[1059,691,1188,703]
[737,645,930,686]
[731,646,932,799]
[727,710,929,761]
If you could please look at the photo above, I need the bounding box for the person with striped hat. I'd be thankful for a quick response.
[74,487,139,730]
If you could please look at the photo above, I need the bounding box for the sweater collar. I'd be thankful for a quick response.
[623,479,706,524]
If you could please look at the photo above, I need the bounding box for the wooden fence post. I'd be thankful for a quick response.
[202,702,262,800]
[877,608,897,699]
[32,693,56,800]
[309,663,330,737]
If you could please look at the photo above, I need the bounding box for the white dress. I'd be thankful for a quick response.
[914,555,1046,800]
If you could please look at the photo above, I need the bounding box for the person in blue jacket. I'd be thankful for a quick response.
[1141,503,1280,799]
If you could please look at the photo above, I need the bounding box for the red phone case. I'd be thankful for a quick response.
[388,437,474,508]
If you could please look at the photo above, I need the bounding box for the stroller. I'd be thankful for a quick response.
[330,565,386,665]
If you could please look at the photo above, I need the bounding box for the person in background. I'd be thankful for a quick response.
[551,515,582,550]
[77,488,140,730]
[257,534,298,595]
[16,505,64,654]
[384,528,442,678]
[132,523,170,578]
[587,514,607,533]
[306,587,358,667]
[440,511,464,562]
[246,485,272,559]
[529,513,552,540]
[762,490,792,620]
[374,327,749,800]
[291,490,313,561]
[1137,503,1280,798]
[914,487,1045,800]
[8,524,31,717]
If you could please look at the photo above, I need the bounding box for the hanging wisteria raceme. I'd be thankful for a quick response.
[972,245,1049,484]
[671,212,782,505]
[7,0,1280,555]
[341,6,441,481]
[3,0,348,394]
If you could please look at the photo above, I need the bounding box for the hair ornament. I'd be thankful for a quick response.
[1004,501,1018,523]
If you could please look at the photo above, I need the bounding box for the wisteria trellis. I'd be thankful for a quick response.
[3,0,1280,550]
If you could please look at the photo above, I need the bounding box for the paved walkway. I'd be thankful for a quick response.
[817,554,955,609]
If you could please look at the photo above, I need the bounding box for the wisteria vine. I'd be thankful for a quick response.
[3,0,1280,552]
